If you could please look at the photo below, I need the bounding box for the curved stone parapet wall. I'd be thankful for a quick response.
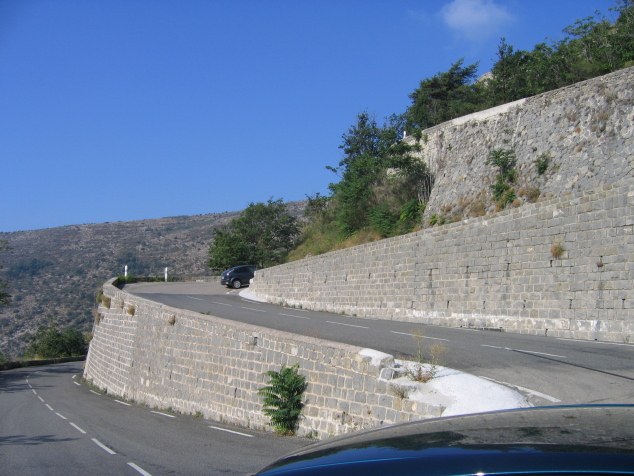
[251,177,634,344]
[84,279,443,439]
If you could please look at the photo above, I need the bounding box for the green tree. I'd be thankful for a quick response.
[328,112,387,236]
[487,3,634,103]
[0,241,11,308]
[207,198,300,270]
[487,39,540,104]
[304,193,330,225]
[406,59,482,131]
[328,112,423,238]
[24,325,87,359]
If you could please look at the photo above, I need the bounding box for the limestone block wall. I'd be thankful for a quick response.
[84,279,443,439]
[411,66,633,221]
[250,178,634,343]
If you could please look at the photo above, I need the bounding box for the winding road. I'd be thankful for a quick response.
[0,361,306,475]
[2,281,632,475]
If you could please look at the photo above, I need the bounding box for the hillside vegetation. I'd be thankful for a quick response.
[0,202,306,359]
[290,1,633,261]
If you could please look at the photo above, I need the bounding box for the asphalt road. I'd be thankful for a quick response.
[0,362,307,476]
[127,281,634,407]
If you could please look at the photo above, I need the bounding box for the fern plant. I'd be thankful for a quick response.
[258,364,307,435]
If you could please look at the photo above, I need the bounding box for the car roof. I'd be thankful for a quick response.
[255,405,634,475]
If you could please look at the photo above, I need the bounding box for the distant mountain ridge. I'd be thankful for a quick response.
[0,201,307,357]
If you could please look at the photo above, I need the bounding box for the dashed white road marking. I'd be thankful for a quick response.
[326,321,369,329]
[211,301,231,306]
[128,462,153,476]
[70,423,86,434]
[115,400,132,406]
[90,390,101,395]
[92,438,116,454]
[279,313,310,320]
[481,344,566,358]
[151,411,176,418]
[45,404,54,411]
[209,425,253,437]
[187,296,203,301]
[391,331,449,341]
[240,306,267,313]
[74,382,81,386]
[56,413,67,420]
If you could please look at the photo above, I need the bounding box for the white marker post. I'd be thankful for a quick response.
[124,265,128,278]
[164,267,168,282]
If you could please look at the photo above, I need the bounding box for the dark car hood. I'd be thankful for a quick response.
[256,405,634,475]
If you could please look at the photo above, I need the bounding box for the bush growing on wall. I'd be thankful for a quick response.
[258,364,307,435]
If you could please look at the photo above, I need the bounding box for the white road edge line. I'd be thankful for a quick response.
[481,344,566,358]
[56,413,67,420]
[209,425,254,437]
[326,321,369,329]
[72,375,76,379]
[115,400,132,406]
[151,411,176,418]
[92,438,116,454]
[74,382,81,386]
[128,462,153,476]
[279,313,310,320]
[90,390,101,395]
[391,331,450,341]
[480,376,562,403]
[70,422,86,434]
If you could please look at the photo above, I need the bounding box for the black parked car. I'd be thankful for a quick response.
[220,265,260,289]
[254,405,634,475]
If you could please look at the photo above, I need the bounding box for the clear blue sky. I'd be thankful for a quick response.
[0,0,619,232]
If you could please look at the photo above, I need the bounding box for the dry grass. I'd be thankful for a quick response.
[551,243,565,259]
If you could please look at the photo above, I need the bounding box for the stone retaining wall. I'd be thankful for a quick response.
[250,178,634,343]
[84,279,443,439]
[415,66,633,221]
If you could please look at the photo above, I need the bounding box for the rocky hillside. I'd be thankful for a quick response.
[0,202,306,358]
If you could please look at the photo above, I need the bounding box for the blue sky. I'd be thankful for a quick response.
[0,0,619,232]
